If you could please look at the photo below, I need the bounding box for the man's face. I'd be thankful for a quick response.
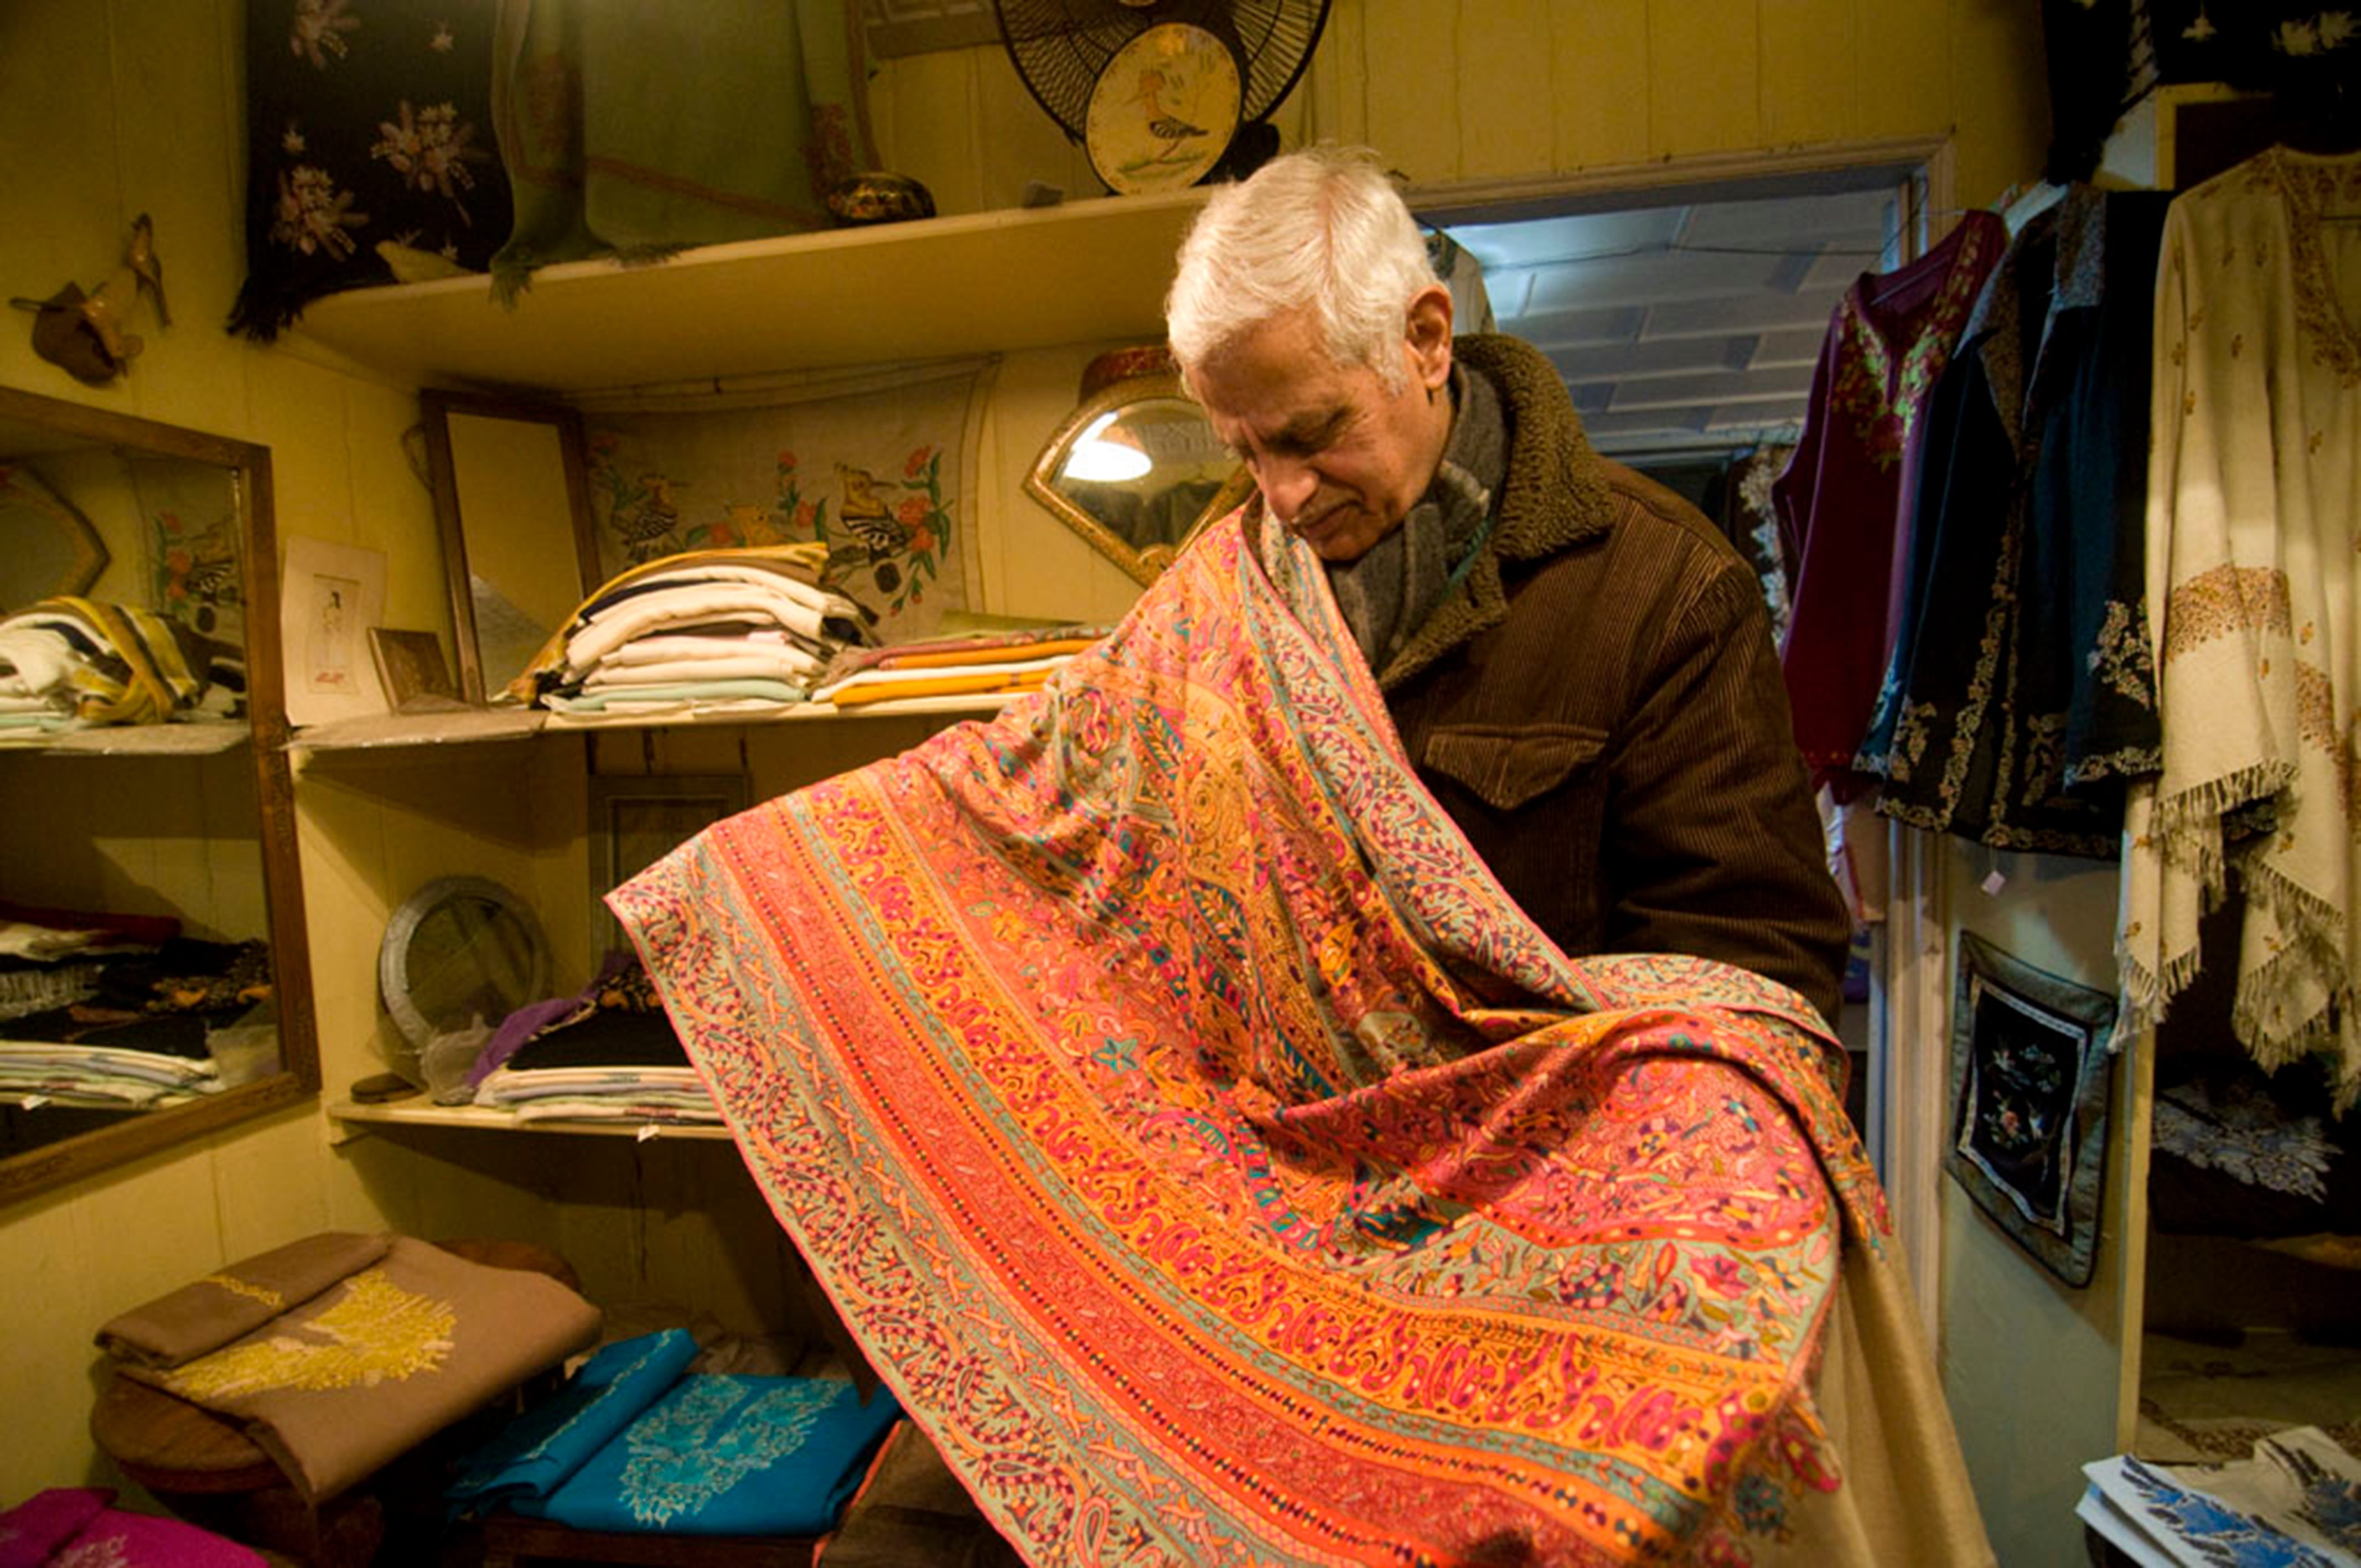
[1189,303,1451,564]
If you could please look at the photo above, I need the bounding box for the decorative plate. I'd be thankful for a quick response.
[1084,22,1241,196]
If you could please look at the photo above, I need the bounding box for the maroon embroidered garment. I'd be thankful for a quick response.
[1774,211,2007,789]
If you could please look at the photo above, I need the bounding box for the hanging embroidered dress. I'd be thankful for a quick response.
[2119,148,2361,1107]
[1858,187,2171,858]
[1773,211,2007,790]
[612,511,1993,1565]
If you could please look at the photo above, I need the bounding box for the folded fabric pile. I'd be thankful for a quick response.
[0,596,241,742]
[2078,1425,2361,1566]
[507,545,872,722]
[462,955,717,1126]
[0,909,273,1108]
[98,1231,603,1503]
[810,622,1109,711]
[0,1487,266,1567]
[447,1328,900,1538]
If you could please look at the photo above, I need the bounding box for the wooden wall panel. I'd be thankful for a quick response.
[1459,0,1556,180]
[1550,0,1654,170]
[1852,0,1952,143]
[872,48,988,217]
[0,1198,109,1489]
[1304,0,1371,149]
[972,46,1099,206]
[1758,0,1860,147]
[1648,0,1762,158]
[1359,0,1462,179]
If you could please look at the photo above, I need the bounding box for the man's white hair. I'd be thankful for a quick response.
[1165,145,1440,394]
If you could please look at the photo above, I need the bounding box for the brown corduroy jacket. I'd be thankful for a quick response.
[1375,334,1851,1023]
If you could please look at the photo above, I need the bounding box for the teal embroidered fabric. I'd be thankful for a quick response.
[514,1373,900,1535]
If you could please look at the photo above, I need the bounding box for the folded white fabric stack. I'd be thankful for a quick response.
[473,1064,717,1125]
[0,597,237,743]
[509,547,872,722]
[0,1042,218,1108]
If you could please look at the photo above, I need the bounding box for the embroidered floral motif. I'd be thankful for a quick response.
[2154,1077,2333,1201]
[2019,713,2073,810]
[1886,700,1938,784]
[619,1378,833,1526]
[1829,220,2002,469]
[201,1273,284,1310]
[2262,149,2361,386]
[2163,564,2293,663]
[163,1270,455,1401]
[2088,598,2158,706]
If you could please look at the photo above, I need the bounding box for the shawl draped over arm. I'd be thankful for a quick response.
[612,514,1992,1566]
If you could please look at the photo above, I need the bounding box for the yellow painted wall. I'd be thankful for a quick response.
[0,0,2053,1505]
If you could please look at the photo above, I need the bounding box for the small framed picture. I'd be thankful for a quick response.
[367,628,459,712]
[279,535,387,725]
[587,773,748,956]
[1946,930,2118,1287]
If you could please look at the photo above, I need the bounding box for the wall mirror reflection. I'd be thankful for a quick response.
[419,391,602,704]
[1024,346,1252,588]
[0,385,318,1205]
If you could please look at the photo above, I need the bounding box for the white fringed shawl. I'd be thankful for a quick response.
[2119,148,2361,1105]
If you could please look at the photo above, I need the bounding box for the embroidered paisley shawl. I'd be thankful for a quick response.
[613,515,1910,1565]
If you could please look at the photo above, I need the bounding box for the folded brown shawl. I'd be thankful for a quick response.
[120,1236,602,1501]
[95,1230,392,1369]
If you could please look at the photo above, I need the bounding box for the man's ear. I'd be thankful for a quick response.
[1404,283,1454,393]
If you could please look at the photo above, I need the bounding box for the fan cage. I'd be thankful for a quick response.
[993,0,1331,147]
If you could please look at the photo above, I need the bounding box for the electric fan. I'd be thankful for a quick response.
[992,0,1331,195]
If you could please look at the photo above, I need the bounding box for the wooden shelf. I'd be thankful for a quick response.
[288,694,1013,756]
[329,1098,732,1141]
[288,189,1209,395]
[0,721,248,758]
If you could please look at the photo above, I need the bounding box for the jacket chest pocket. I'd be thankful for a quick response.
[1421,723,1607,810]
[1415,723,1610,949]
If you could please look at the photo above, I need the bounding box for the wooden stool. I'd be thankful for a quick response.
[480,1514,817,1567]
[90,1238,580,1567]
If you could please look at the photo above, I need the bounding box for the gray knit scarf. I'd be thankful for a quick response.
[1326,363,1507,674]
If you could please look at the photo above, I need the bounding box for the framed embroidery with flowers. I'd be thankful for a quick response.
[577,361,990,646]
[1946,930,2117,1287]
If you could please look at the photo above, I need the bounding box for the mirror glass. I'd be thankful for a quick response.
[420,392,602,703]
[1024,349,1252,587]
[380,876,549,1052]
[0,386,318,1205]
[378,875,548,1100]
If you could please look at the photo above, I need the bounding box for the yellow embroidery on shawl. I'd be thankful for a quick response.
[164,1270,456,1401]
[200,1272,284,1310]
[2163,565,2292,663]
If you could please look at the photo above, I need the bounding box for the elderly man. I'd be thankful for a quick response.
[622,144,1999,1568]
[1166,145,1851,1025]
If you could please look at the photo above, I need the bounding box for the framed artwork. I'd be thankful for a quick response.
[367,628,459,711]
[587,773,748,955]
[131,454,244,645]
[279,536,388,726]
[1946,930,2118,1287]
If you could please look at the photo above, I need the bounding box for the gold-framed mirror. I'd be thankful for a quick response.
[0,385,318,1205]
[1023,346,1252,588]
[418,390,602,705]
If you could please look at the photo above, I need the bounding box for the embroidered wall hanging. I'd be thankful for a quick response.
[1947,929,2118,1287]
[576,361,991,646]
[228,0,510,340]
